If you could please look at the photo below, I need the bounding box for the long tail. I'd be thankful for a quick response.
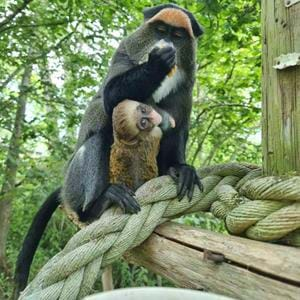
[13,188,61,299]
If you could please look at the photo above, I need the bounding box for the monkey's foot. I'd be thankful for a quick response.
[104,183,141,214]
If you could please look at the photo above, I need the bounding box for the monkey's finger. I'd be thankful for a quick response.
[116,189,141,212]
[161,47,175,57]
[166,58,176,69]
[119,183,136,196]
[150,46,160,55]
[109,187,140,213]
[195,175,204,192]
[187,173,196,201]
[177,181,188,201]
[183,170,194,201]
[161,51,176,63]
[108,192,126,213]
[168,167,179,183]
[122,195,141,213]
[177,171,191,201]
[114,184,136,198]
[177,170,185,196]
[157,46,176,56]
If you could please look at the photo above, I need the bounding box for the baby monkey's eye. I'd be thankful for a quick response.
[141,106,147,114]
[140,118,149,129]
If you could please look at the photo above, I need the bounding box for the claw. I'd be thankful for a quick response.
[195,175,204,192]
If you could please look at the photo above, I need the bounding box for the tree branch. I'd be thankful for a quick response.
[0,65,23,91]
[0,0,33,30]
[0,19,69,34]
[0,25,79,93]
[191,114,216,165]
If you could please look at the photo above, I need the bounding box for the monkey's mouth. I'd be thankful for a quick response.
[148,109,162,126]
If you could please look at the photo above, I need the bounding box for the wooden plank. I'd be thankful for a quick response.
[155,222,300,284]
[125,228,300,300]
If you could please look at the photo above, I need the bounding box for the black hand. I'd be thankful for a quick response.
[101,183,141,214]
[148,46,176,77]
[168,164,203,201]
[103,47,176,115]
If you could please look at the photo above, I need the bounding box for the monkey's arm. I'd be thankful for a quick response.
[158,126,203,201]
[62,130,140,222]
[104,47,175,115]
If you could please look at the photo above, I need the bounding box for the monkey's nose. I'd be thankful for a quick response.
[148,110,162,126]
[156,39,175,50]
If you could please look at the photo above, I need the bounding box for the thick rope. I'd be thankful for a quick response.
[211,172,300,245]
[19,163,300,299]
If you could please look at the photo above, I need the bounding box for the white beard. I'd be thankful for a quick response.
[152,69,184,103]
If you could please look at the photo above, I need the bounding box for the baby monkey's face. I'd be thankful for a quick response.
[112,100,163,143]
[135,103,162,132]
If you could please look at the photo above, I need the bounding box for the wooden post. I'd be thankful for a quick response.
[262,0,300,175]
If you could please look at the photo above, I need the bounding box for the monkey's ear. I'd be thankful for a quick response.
[187,12,204,38]
[143,4,204,38]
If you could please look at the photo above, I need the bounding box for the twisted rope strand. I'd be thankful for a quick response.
[20,163,300,300]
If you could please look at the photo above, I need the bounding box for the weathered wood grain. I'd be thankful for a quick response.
[125,222,300,300]
[262,0,300,175]
[155,222,300,283]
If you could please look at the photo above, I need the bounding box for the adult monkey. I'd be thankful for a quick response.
[14,3,203,297]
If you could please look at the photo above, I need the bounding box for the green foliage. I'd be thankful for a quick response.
[0,0,261,297]
[112,261,173,289]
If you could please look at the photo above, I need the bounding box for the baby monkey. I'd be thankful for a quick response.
[109,100,175,212]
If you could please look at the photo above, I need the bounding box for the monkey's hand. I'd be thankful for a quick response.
[101,183,141,215]
[158,110,176,132]
[168,164,203,201]
[148,46,176,78]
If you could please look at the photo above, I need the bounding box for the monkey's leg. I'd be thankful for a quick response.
[62,131,140,222]
[158,127,203,201]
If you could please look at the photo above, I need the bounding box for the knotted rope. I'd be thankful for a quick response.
[211,172,300,245]
[19,163,300,300]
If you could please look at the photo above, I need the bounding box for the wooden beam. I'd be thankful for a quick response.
[262,0,300,175]
[125,222,300,300]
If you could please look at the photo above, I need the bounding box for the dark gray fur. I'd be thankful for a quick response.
[61,4,201,217]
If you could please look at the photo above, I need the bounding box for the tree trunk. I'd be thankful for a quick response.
[262,0,300,175]
[0,64,32,273]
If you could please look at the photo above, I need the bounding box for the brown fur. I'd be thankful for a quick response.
[147,8,194,37]
[110,100,162,191]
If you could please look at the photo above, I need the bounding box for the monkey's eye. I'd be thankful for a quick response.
[173,30,184,38]
[156,25,167,33]
[139,118,149,129]
[138,105,148,114]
